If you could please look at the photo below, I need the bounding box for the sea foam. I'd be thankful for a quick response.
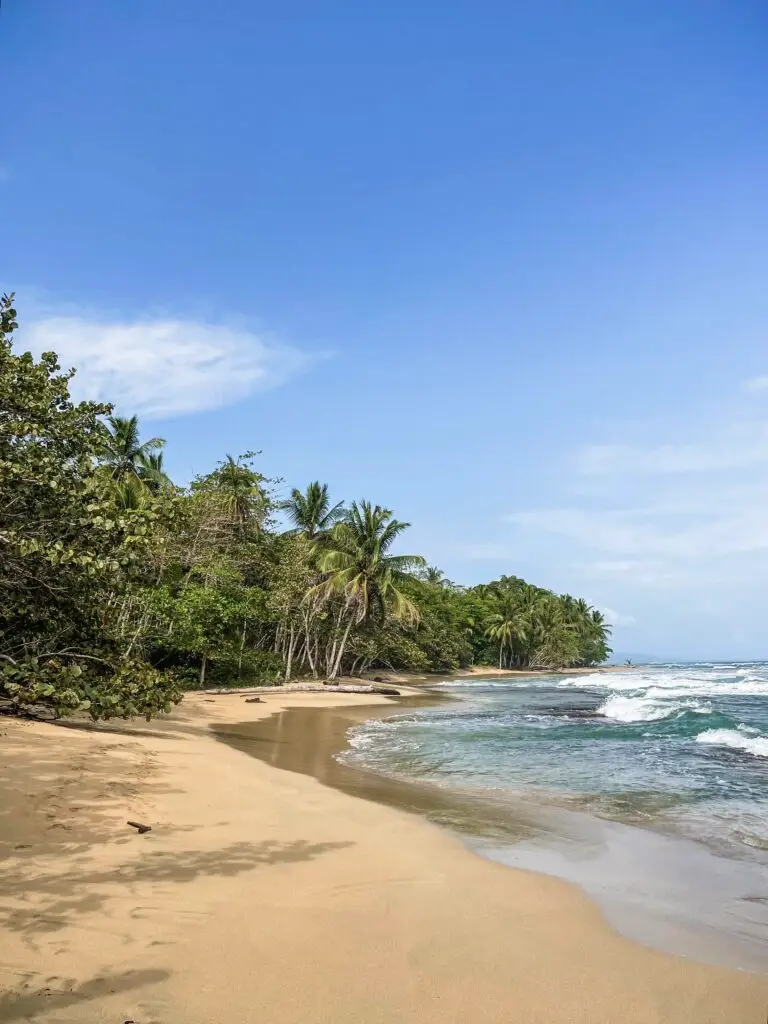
[558,667,768,698]
[695,729,768,758]
[597,693,710,723]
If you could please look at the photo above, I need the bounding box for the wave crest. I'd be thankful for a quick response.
[558,667,768,698]
[695,728,768,758]
[597,694,711,723]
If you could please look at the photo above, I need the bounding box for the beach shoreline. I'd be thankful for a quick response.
[1,690,767,1023]
[215,692,768,974]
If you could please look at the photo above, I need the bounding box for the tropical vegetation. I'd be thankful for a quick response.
[0,294,611,721]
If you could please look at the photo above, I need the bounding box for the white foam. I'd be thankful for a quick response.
[557,666,768,698]
[597,694,711,723]
[695,729,768,758]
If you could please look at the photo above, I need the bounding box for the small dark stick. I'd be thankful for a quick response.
[127,820,151,834]
[244,696,264,703]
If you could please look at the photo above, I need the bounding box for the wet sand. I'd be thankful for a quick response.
[215,698,768,973]
[1,690,767,1024]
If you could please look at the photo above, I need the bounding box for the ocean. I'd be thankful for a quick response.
[339,663,768,969]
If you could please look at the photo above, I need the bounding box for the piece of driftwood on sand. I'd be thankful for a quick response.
[203,684,401,697]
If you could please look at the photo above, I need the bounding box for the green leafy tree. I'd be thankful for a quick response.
[0,294,181,719]
[192,452,272,541]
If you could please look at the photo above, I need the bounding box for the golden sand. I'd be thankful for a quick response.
[1,691,766,1023]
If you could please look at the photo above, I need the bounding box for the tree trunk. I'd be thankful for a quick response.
[304,623,317,678]
[296,639,307,669]
[329,618,354,680]
[199,654,207,687]
[237,619,247,679]
[284,624,296,683]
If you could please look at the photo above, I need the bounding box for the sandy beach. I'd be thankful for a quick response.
[1,689,767,1024]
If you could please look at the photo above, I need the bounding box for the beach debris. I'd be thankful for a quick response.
[203,683,401,696]
[126,820,152,834]
[322,684,401,696]
[244,696,264,703]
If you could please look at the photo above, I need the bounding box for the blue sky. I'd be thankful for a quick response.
[3,1,768,659]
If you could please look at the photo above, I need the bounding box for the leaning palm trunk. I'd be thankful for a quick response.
[302,610,318,678]
[329,617,354,680]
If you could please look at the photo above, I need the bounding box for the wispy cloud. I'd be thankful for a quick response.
[574,426,768,476]
[507,501,768,561]
[745,375,768,393]
[596,605,635,627]
[19,315,319,419]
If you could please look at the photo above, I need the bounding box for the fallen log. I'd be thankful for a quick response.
[317,684,401,696]
[203,683,401,696]
[127,820,151,834]
[203,687,270,695]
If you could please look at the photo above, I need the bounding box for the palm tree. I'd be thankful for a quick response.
[207,454,269,538]
[584,608,612,665]
[101,415,165,480]
[421,565,451,587]
[137,451,172,493]
[485,612,520,669]
[110,474,148,511]
[313,501,426,679]
[280,481,344,539]
[526,595,582,668]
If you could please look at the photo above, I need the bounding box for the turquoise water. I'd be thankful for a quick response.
[341,664,768,860]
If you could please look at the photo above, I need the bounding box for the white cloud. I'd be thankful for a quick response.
[597,605,635,627]
[19,315,318,420]
[574,426,768,476]
[507,504,768,560]
[745,375,768,392]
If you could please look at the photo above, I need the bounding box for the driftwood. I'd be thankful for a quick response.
[127,820,152,834]
[244,696,264,703]
[203,683,401,697]
[312,684,401,696]
[203,687,274,695]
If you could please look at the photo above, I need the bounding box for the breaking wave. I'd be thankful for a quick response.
[695,729,768,758]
